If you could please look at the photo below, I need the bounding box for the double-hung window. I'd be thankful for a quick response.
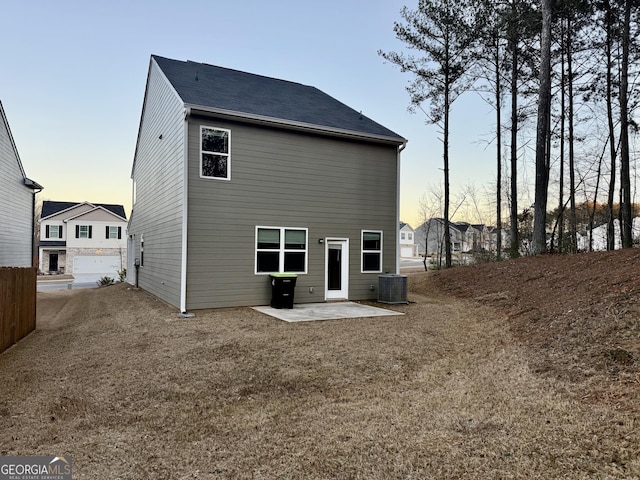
[46,225,62,239]
[76,225,92,239]
[200,126,230,180]
[256,227,307,274]
[106,226,122,239]
[361,230,382,272]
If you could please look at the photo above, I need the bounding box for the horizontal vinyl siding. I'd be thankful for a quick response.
[186,117,398,309]
[0,115,33,267]
[128,60,185,308]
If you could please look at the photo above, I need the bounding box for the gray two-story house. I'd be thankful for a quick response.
[0,101,42,267]
[128,55,406,312]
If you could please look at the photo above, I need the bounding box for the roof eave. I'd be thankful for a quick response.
[185,104,406,146]
[24,178,43,191]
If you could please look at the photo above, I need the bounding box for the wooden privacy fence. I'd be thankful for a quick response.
[0,267,36,354]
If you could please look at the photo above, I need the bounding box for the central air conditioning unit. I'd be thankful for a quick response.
[378,274,408,304]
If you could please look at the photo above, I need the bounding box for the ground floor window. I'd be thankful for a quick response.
[361,230,383,272]
[255,227,307,274]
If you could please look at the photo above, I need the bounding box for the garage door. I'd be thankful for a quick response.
[73,256,120,275]
[400,246,414,258]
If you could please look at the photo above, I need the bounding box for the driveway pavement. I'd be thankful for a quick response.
[37,274,98,291]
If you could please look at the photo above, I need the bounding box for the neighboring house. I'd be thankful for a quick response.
[577,218,640,251]
[417,218,463,256]
[128,55,407,312]
[399,222,418,258]
[39,201,127,280]
[0,101,42,267]
[467,223,491,252]
[417,219,493,256]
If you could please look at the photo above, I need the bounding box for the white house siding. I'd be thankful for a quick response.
[399,224,417,258]
[185,116,399,310]
[577,218,640,251]
[0,104,34,267]
[128,59,186,308]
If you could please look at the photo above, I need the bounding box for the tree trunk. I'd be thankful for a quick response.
[568,15,577,253]
[495,33,503,261]
[605,4,617,251]
[619,0,632,248]
[558,20,566,253]
[532,0,553,255]
[444,83,452,268]
[509,6,519,259]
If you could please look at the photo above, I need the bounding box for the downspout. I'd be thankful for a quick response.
[180,107,191,315]
[396,141,407,274]
[25,179,43,268]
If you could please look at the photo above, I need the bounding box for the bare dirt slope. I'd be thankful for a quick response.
[416,248,640,414]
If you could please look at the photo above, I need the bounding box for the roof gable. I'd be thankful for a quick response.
[1,101,41,190]
[399,222,414,232]
[0,101,26,179]
[41,201,127,220]
[152,55,405,144]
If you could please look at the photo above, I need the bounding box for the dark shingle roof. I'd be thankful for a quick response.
[41,201,127,220]
[152,55,405,143]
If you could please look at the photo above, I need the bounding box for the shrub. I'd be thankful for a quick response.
[97,276,115,287]
[117,268,126,283]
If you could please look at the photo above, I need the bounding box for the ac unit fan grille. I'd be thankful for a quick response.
[378,274,408,304]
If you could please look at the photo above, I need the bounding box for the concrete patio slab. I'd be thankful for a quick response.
[253,301,405,322]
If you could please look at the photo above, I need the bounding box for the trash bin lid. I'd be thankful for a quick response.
[269,273,298,278]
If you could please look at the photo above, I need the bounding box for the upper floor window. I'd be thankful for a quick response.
[200,126,230,180]
[106,226,122,239]
[255,227,307,274]
[401,232,406,240]
[76,225,92,239]
[45,225,62,239]
[408,233,413,241]
[362,230,382,273]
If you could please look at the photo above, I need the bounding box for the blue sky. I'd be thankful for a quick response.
[1,0,497,228]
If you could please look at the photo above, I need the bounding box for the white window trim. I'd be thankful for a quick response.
[200,126,231,181]
[255,226,308,275]
[361,230,383,273]
[78,225,90,239]
[107,226,119,239]
[48,225,62,239]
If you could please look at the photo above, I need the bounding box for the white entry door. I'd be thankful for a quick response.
[326,239,348,300]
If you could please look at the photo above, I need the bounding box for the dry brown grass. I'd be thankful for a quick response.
[1,258,639,478]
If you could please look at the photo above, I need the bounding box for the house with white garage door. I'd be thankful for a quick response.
[39,201,127,281]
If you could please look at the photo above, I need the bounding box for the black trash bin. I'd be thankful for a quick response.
[269,273,298,309]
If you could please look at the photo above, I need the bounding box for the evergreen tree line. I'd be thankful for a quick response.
[380,0,640,264]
